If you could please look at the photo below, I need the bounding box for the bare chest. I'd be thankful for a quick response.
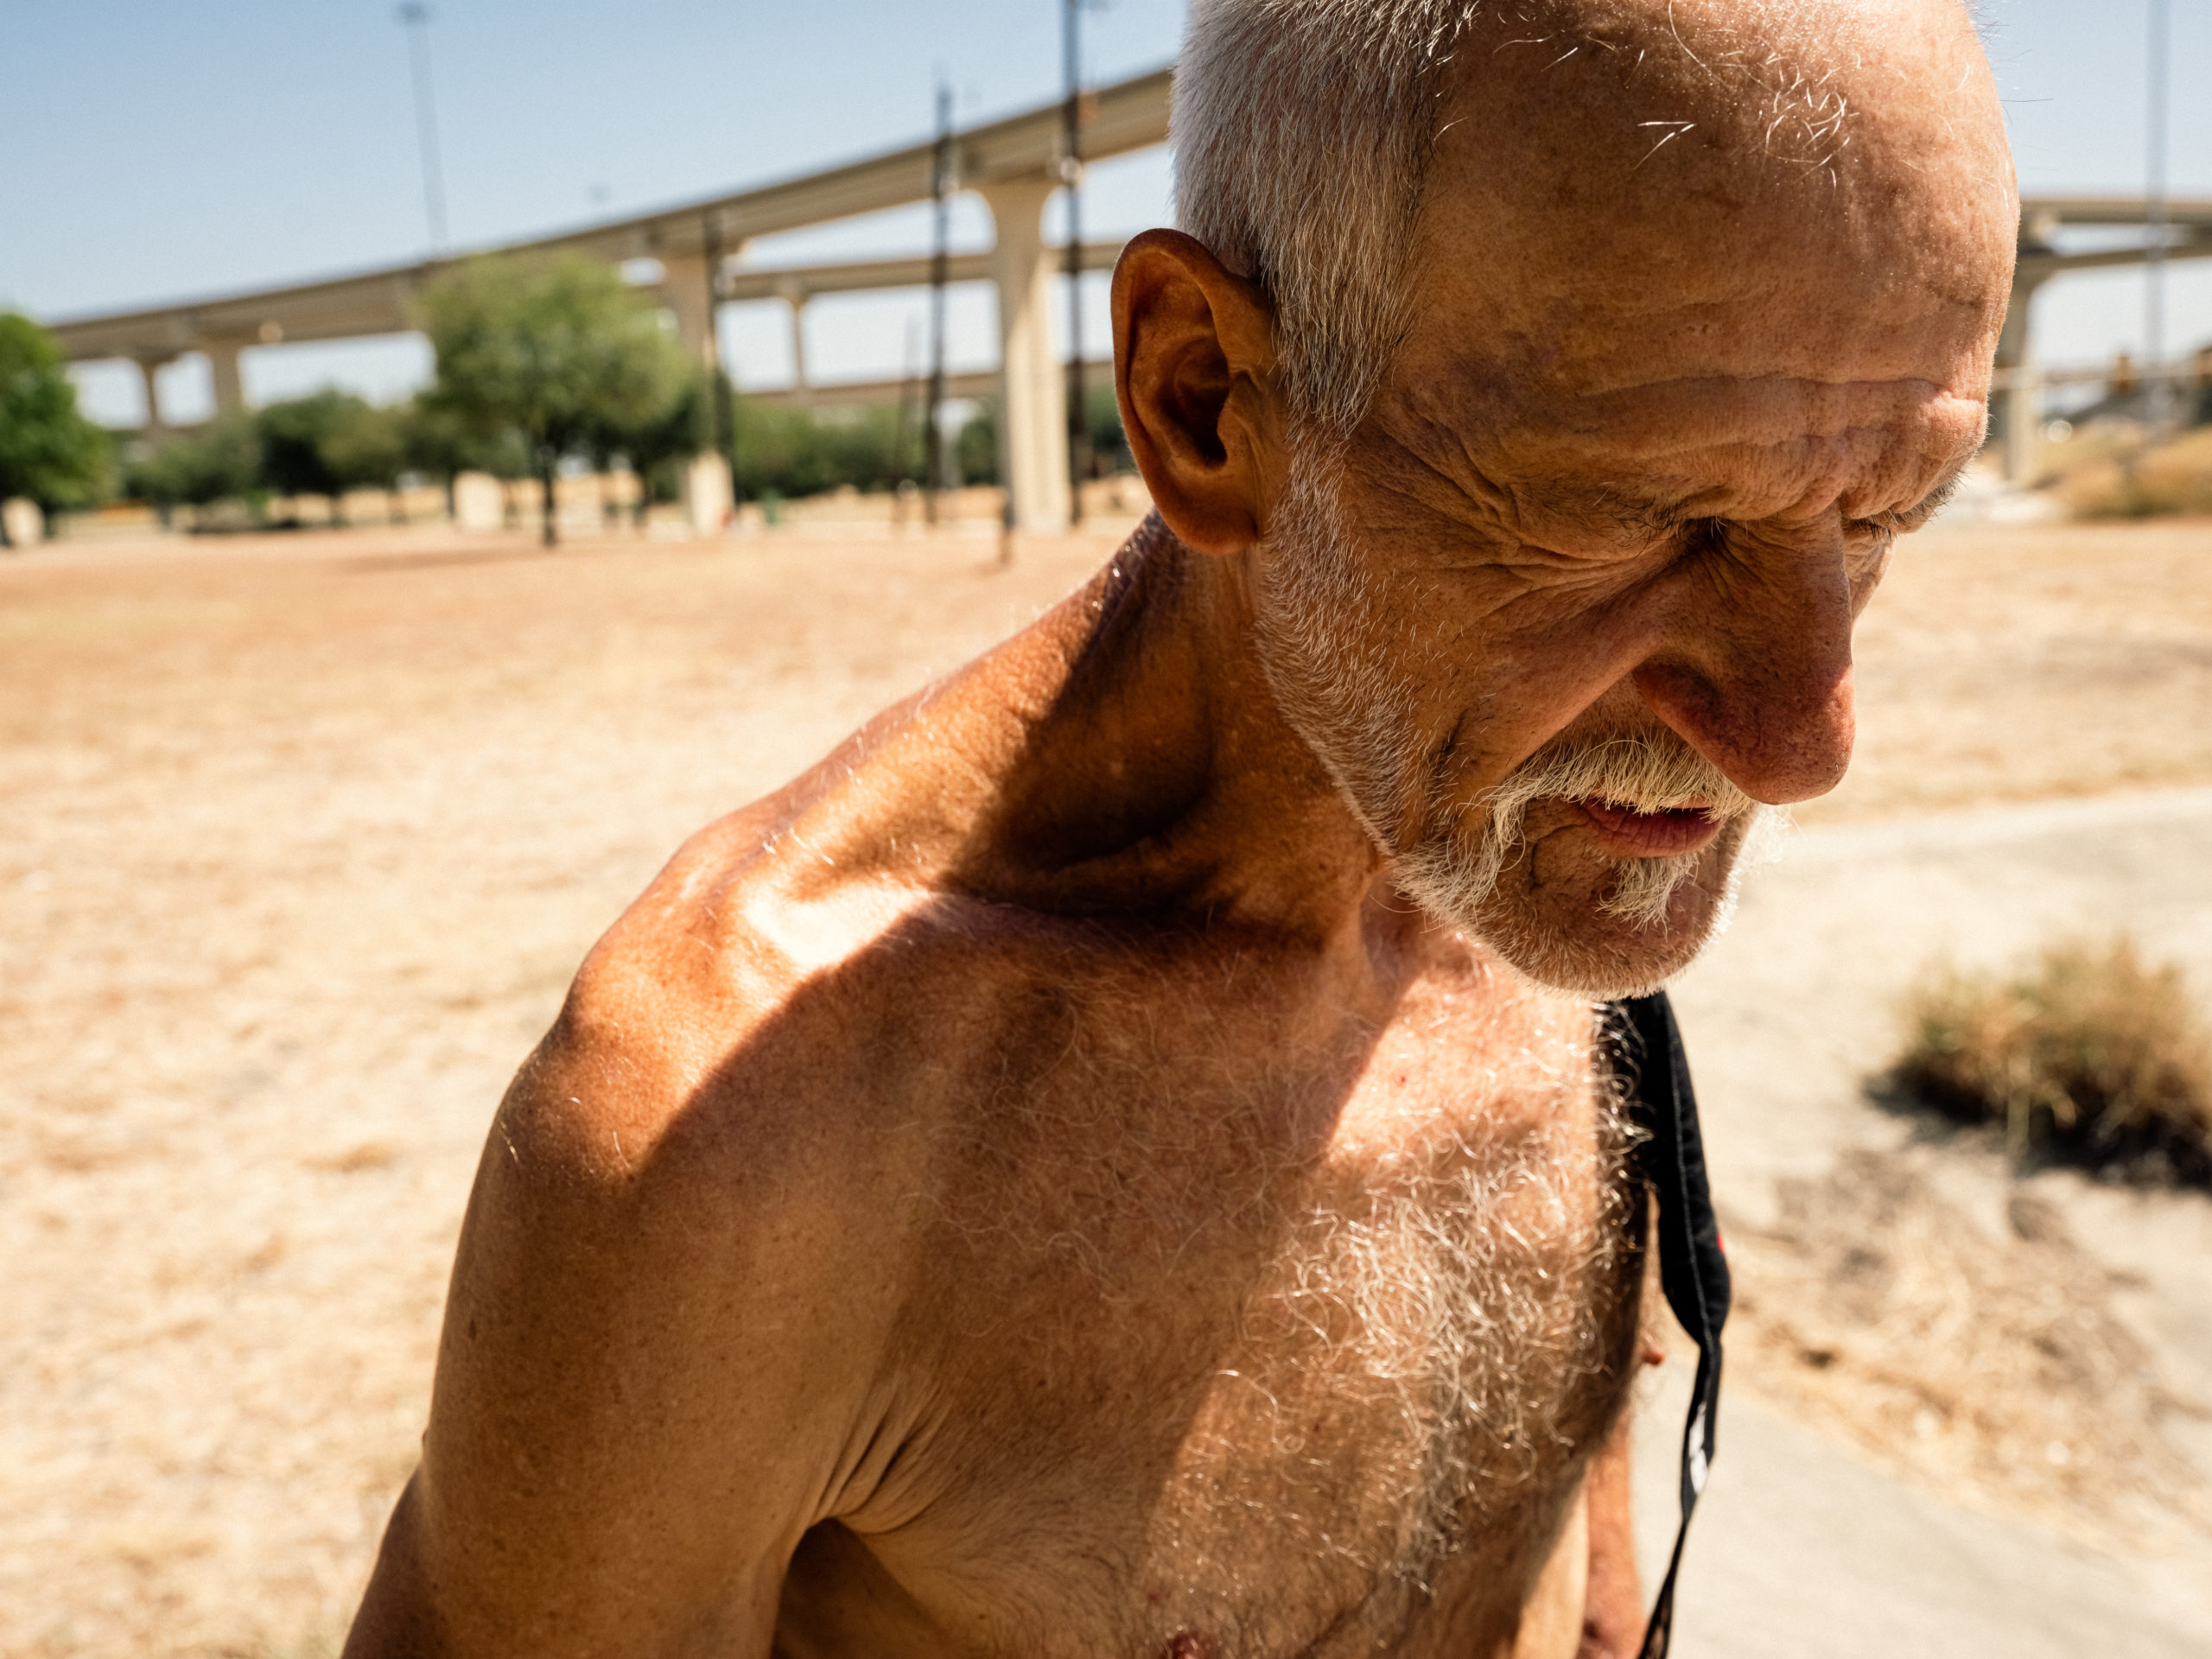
[779,965,1643,1658]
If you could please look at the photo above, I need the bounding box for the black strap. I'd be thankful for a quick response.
[1608,992,1729,1659]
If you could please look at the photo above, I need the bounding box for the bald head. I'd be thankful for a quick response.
[1421,1,2014,378]
[1172,0,2014,437]
[1124,0,2018,994]
[1387,0,2016,527]
[1465,0,2010,186]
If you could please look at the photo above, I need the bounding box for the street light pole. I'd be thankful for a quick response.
[2146,0,2171,435]
[702,213,730,474]
[925,75,955,524]
[1061,0,1091,527]
[397,4,450,256]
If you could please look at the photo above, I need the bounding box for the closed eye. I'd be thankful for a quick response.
[1852,465,1970,538]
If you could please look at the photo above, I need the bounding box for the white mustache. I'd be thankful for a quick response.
[1482,729,1758,825]
[1444,730,1764,927]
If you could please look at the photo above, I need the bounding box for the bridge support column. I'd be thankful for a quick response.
[661,246,736,531]
[661,248,727,372]
[980,176,1071,534]
[778,285,812,405]
[203,338,248,416]
[134,357,170,435]
[1994,270,2052,486]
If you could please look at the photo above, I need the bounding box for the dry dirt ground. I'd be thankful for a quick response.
[1649,786,2212,1656]
[3,514,2210,1655]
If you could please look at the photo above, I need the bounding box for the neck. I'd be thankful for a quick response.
[947,515,1386,941]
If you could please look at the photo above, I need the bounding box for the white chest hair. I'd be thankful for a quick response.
[871,968,1642,1656]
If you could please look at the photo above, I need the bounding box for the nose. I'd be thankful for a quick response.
[1630,531,1859,805]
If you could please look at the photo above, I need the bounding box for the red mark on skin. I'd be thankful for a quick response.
[1574,799,1725,858]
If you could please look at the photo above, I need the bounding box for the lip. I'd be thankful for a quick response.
[1573,798,1726,858]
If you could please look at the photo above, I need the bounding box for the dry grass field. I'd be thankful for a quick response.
[1815,517,2212,818]
[3,512,2211,1655]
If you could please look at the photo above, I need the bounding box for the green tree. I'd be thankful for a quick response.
[817,403,912,493]
[257,390,373,522]
[404,400,533,525]
[727,397,931,501]
[419,252,691,544]
[323,398,408,520]
[397,394,492,518]
[726,398,817,500]
[123,411,262,521]
[954,400,1000,488]
[588,366,709,530]
[1084,381,1132,478]
[0,313,111,542]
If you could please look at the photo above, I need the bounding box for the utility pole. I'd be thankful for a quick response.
[2146,0,2172,436]
[396,4,450,255]
[925,75,955,524]
[895,315,923,512]
[702,213,732,480]
[1060,0,1092,526]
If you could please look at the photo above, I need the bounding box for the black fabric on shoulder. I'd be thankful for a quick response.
[1608,991,1729,1659]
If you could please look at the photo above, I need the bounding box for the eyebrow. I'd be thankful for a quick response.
[1541,455,1979,537]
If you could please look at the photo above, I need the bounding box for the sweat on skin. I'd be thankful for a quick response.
[342,3,2016,1656]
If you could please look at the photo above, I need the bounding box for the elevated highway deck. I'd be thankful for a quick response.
[42,60,2210,515]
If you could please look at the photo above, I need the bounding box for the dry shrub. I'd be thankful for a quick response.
[1888,938,2212,1187]
[1725,1150,2208,1541]
[2066,427,2212,518]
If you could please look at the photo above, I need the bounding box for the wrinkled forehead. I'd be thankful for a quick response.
[1404,0,2016,400]
[1462,373,1990,534]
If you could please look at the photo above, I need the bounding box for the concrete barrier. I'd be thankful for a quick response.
[684,454,734,535]
[453,472,504,531]
[2,499,44,548]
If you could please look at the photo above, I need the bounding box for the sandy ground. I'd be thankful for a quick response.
[1641,791,2212,1656]
[3,514,2210,1655]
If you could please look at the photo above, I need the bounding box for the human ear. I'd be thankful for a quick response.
[1109,229,1282,555]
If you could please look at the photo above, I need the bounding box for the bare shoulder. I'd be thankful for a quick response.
[491,793,981,1279]
[506,586,1099,1191]
[509,817,850,1185]
[348,589,1123,1652]
[349,792,999,1655]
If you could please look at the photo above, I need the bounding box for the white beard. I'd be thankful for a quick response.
[1247,441,1788,976]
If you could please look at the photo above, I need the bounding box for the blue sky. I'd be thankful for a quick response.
[3,0,2205,425]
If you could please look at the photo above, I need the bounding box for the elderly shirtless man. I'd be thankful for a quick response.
[348,1,2015,1654]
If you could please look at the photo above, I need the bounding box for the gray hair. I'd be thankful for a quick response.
[1172,0,1484,435]
[1173,0,1990,435]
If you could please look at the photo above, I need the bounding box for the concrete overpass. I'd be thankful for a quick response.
[46,66,1173,532]
[1994,197,2212,480]
[41,59,2209,518]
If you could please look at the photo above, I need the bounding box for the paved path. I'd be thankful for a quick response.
[1634,1375,2210,1659]
[1632,786,2212,1653]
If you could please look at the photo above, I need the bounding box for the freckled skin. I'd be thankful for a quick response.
[345,4,2013,1657]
